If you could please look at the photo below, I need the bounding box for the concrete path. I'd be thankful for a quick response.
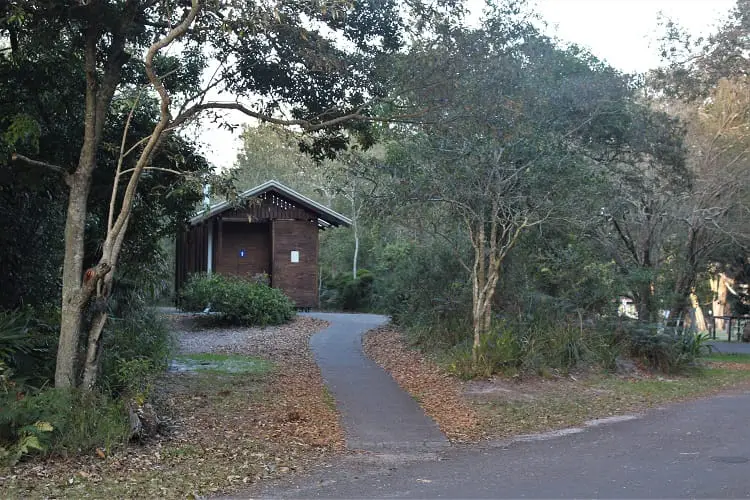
[258,389,750,498]
[709,341,750,354]
[302,312,448,451]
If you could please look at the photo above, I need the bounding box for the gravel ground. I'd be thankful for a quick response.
[168,314,330,361]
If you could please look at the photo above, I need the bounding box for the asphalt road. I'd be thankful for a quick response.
[256,389,750,498]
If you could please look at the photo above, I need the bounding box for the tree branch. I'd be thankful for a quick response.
[12,153,71,183]
[119,166,186,176]
[170,100,428,133]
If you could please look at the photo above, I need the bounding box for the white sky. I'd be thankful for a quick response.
[198,0,736,171]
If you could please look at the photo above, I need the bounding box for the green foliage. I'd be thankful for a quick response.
[180,273,296,326]
[372,237,472,329]
[621,325,712,373]
[0,389,129,465]
[443,313,620,380]
[100,304,174,399]
[0,310,33,363]
[321,269,375,311]
[0,420,53,467]
[0,308,57,388]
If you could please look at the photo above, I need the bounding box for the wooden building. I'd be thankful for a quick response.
[175,180,351,308]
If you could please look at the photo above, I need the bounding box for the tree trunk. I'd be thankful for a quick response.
[352,217,359,280]
[634,282,656,324]
[471,268,500,363]
[669,273,696,327]
[711,272,731,332]
[472,290,485,363]
[56,170,95,387]
[690,290,707,332]
[81,310,108,389]
[55,23,120,388]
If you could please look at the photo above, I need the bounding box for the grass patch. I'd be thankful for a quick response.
[321,387,337,412]
[703,353,750,364]
[172,353,274,375]
[475,367,750,439]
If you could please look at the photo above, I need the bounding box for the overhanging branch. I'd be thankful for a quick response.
[12,153,71,184]
[170,101,428,133]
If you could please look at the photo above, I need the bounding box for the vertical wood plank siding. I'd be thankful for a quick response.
[176,190,327,308]
[272,219,319,308]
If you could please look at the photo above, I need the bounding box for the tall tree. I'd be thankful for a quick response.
[383,7,682,360]
[1,0,414,388]
[649,0,750,325]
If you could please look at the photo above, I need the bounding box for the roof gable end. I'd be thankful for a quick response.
[189,180,352,228]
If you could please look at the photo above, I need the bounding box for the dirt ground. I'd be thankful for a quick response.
[2,315,344,499]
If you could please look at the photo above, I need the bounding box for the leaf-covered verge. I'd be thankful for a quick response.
[1,317,343,498]
[363,327,750,442]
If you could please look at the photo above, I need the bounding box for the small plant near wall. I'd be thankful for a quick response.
[180,273,295,326]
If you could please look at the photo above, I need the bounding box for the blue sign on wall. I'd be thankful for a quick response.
[239,249,246,258]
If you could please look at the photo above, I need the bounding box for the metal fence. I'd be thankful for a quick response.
[710,315,750,342]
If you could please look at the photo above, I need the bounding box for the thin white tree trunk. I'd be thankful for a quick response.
[352,219,359,280]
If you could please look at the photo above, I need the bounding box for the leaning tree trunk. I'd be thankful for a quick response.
[81,214,132,388]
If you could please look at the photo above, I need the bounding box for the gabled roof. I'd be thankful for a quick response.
[189,179,352,228]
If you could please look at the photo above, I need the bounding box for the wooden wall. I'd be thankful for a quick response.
[175,219,212,295]
[176,190,323,308]
[272,219,319,308]
[215,222,271,278]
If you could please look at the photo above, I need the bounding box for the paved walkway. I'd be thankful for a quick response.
[709,341,750,354]
[302,312,448,451]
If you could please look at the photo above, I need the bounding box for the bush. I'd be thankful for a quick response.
[0,308,58,390]
[180,273,295,326]
[0,388,130,464]
[100,306,174,398]
[443,318,619,379]
[441,314,712,379]
[621,324,711,373]
[321,269,375,311]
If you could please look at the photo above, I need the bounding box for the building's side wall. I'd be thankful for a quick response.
[215,221,271,279]
[272,219,319,308]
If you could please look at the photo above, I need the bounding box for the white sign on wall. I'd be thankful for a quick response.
[290,250,300,263]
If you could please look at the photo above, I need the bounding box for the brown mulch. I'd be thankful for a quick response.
[362,326,484,442]
[2,316,343,498]
[708,361,750,371]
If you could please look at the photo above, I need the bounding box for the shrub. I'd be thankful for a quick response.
[0,388,130,464]
[443,319,619,379]
[321,269,375,311]
[0,308,58,390]
[621,324,711,373]
[100,306,174,398]
[180,273,295,326]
